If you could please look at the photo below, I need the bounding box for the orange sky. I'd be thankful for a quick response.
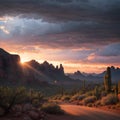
[0,14,120,74]
[8,49,119,73]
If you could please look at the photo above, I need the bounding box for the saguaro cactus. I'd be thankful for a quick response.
[83,79,86,90]
[118,81,120,94]
[104,67,112,92]
[94,86,99,99]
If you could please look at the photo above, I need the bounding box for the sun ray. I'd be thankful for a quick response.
[23,63,51,82]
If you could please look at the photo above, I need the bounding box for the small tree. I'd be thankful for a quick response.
[104,67,112,93]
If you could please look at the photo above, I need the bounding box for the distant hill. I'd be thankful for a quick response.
[68,66,120,83]
[67,71,103,84]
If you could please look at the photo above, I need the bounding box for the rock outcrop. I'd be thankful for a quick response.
[0,48,69,86]
[0,48,23,83]
[23,60,65,84]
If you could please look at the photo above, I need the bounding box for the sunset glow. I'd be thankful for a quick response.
[0,0,120,73]
[0,1,120,119]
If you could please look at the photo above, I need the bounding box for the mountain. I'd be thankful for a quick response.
[68,66,120,83]
[0,48,23,83]
[23,60,68,84]
[1,48,119,87]
[0,48,74,86]
[68,71,103,84]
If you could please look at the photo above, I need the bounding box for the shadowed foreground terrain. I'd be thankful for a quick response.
[48,104,120,120]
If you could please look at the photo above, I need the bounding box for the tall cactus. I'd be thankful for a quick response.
[94,86,99,99]
[104,67,112,92]
[118,81,120,94]
[115,83,118,96]
[83,79,86,90]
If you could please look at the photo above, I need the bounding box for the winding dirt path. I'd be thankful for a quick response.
[48,104,120,120]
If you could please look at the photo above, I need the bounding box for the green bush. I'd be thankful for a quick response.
[83,96,96,105]
[41,103,64,114]
[101,94,118,105]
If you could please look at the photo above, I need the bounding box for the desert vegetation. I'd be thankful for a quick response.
[51,67,120,110]
[0,86,47,119]
[0,86,65,120]
[41,103,64,114]
[0,66,120,120]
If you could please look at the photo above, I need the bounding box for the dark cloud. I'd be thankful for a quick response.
[0,0,120,43]
[0,16,119,50]
[0,0,120,23]
[0,0,120,68]
[96,43,120,57]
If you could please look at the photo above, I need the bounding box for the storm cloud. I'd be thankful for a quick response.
[0,0,120,73]
[0,0,120,23]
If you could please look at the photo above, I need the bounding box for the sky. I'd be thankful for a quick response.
[0,0,120,73]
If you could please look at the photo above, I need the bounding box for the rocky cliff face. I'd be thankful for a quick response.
[0,48,23,82]
[0,48,69,86]
[23,60,65,84]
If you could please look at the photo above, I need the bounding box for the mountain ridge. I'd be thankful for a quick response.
[0,48,73,86]
[68,66,120,83]
[0,48,119,87]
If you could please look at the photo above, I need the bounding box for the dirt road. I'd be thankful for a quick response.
[61,104,120,120]
[48,104,120,120]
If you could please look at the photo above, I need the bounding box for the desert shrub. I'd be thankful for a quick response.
[95,100,101,106]
[61,95,71,101]
[0,86,27,116]
[29,90,44,107]
[101,94,118,105]
[87,103,93,107]
[116,102,120,108]
[101,91,107,98]
[78,94,86,100]
[41,103,64,114]
[86,91,93,97]
[71,94,86,101]
[83,96,97,105]
[78,90,85,95]
[111,106,116,109]
[71,94,79,101]
[0,87,46,116]
[52,94,62,100]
